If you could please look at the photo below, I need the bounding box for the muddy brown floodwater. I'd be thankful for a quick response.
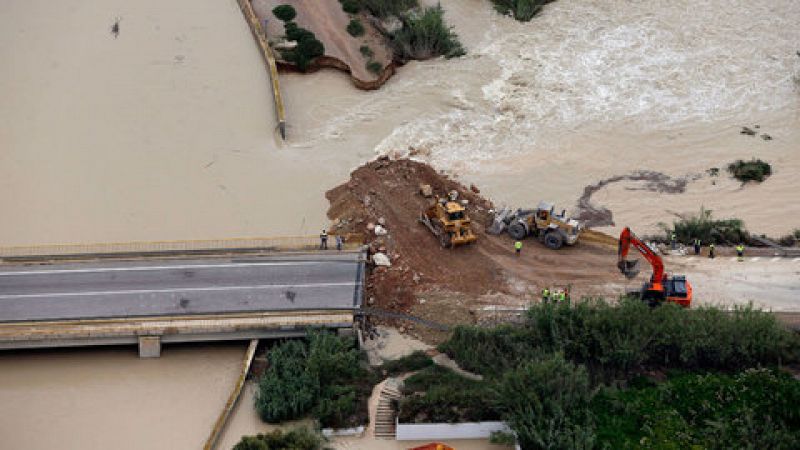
[0,344,245,450]
[2,0,799,448]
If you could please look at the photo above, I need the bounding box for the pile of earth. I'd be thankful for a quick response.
[326,158,626,342]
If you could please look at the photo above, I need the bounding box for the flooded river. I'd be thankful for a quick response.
[1,0,799,448]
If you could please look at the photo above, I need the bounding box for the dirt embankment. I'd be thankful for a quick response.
[326,158,627,341]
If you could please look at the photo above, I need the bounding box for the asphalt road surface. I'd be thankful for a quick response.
[0,252,364,322]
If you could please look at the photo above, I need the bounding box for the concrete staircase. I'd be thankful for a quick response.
[374,379,403,439]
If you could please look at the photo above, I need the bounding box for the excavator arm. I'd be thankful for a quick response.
[618,227,664,287]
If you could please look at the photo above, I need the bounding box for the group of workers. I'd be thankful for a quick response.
[674,234,746,261]
[541,287,569,303]
[319,229,344,250]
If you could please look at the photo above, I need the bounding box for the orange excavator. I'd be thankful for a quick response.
[618,227,692,307]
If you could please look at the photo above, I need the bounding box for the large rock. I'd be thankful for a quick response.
[419,183,433,197]
[373,252,391,267]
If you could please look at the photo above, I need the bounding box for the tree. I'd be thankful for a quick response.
[272,5,297,22]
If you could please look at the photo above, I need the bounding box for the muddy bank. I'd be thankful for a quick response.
[277,56,398,90]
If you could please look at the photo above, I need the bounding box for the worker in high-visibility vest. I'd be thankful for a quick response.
[693,238,701,255]
[541,288,550,303]
[514,241,522,256]
[709,243,715,259]
[671,232,677,250]
[736,243,744,261]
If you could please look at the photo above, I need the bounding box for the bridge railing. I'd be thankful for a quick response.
[0,233,366,259]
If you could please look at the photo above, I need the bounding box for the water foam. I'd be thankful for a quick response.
[374,0,800,171]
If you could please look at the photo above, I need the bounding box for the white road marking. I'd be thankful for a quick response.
[751,257,760,262]
[0,261,323,276]
[794,258,800,263]
[771,257,781,262]
[0,282,355,300]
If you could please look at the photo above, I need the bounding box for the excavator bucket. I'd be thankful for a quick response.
[617,259,640,279]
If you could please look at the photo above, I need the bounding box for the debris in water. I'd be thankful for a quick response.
[740,126,757,136]
[111,18,120,38]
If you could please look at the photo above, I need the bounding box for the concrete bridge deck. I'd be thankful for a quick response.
[0,252,365,355]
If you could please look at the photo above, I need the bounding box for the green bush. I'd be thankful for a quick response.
[439,324,541,378]
[593,369,800,449]
[255,340,317,422]
[359,45,374,57]
[255,332,371,428]
[380,350,433,375]
[497,354,596,450]
[346,19,365,37]
[390,5,466,61]
[285,25,314,44]
[361,0,419,18]
[233,427,328,450]
[366,60,383,74]
[491,0,555,22]
[666,207,747,244]
[272,5,297,22]
[399,365,502,423]
[441,299,799,381]
[339,0,361,14]
[728,158,772,182]
[281,23,325,72]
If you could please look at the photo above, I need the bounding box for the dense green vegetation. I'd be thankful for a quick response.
[279,21,325,71]
[255,332,374,428]
[664,207,747,245]
[593,369,800,449]
[399,365,502,423]
[233,427,328,450]
[491,0,555,22]
[271,5,297,22]
[395,300,800,449]
[442,299,797,382]
[389,6,466,61]
[346,19,365,37]
[728,158,772,182]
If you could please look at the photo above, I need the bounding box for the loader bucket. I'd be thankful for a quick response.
[617,259,640,279]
